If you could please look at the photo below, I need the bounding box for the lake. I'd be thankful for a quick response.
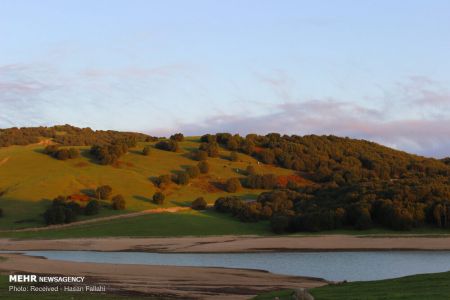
[7,250,450,281]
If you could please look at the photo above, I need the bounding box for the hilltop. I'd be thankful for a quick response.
[0,125,449,235]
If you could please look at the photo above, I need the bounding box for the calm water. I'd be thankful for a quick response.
[8,250,450,281]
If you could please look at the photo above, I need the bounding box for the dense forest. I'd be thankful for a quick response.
[201,133,450,232]
[0,124,155,147]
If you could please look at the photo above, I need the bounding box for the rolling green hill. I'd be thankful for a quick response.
[1,125,450,235]
[0,134,295,230]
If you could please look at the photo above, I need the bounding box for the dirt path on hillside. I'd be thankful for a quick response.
[2,235,450,252]
[0,253,326,299]
[1,206,191,233]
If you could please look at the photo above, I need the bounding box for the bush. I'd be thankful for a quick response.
[153,192,165,204]
[112,194,126,210]
[199,142,219,157]
[186,165,200,178]
[155,140,179,152]
[142,146,151,156]
[270,215,290,233]
[156,174,172,188]
[193,150,208,161]
[177,172,190,185]
[198,161,210,174]
[85,200,100,215]
[225,178,242,193]
[191,197,207,210]
[95,185,112,200]
[170,133,184,142]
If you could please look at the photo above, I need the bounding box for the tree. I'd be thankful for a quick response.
[230,151,239,162]
[199,142,219,157]
[156,174,172,188]
[155,140,179,152]
[111,194,126,210]
[85,200,100,215]
[68,148,80,159]
[186,165,200,178]
[95,185,112,200]
[191,197,207,210]
[177,172,190,185]
[153,192,165,204]
[198,161,210,174]
[193,150,208,161]
[225,178,242,193]
[142,146,151,156]
[55,149,70,160]
[170,133,184,142]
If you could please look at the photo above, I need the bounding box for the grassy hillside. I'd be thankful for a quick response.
[254,271,450,300]
[0,137,295,230]
[0,210,271,239]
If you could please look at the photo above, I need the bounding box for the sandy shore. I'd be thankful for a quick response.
[0,253,326,299]
[1,235,450,252]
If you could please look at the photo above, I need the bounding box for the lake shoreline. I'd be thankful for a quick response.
[1,235,450,253]
[0,253,327,299]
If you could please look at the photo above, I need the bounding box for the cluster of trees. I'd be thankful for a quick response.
[0,125,156,148]
[152,162,209,189]
[90,139,135,165]
[0,126,52,147]
[44,145,80,160]
[242,174,278,189]
[214,176,450,232]
[155,140,179,152]
[201,133,450,185]
[43,196,100,225]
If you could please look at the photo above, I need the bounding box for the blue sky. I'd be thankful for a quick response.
[0,0,449,157]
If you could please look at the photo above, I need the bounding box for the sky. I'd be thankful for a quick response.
[0,0,449,157]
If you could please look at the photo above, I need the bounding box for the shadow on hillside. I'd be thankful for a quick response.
[171,200,191,207]
[133,195,151,203]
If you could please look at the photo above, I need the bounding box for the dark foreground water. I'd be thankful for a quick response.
[7,250,450,281]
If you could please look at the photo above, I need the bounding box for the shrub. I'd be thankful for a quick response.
[156,174,172,188]
[177,172,190,185]
[68,148,80,159]
[142,146,151,156]
[55,149,70,160]
[170,133,184,141]
[191,197,207,210]
[225,178,242,193]
[186,165,200,178]
[153,192,165,204]
[85,200,100,215]
[155,140,179,152]
[95,185,112,200]
[198,161,210,174]
[193,150,208,161]
[199,142,219,157]
[111,194,126,210]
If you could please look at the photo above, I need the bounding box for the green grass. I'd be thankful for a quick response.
[254,271,450,300]
[0,275,156,299]
[0,139,293,230]
[0,210,271,239]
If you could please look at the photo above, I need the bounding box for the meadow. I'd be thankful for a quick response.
[254,271,450,300]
